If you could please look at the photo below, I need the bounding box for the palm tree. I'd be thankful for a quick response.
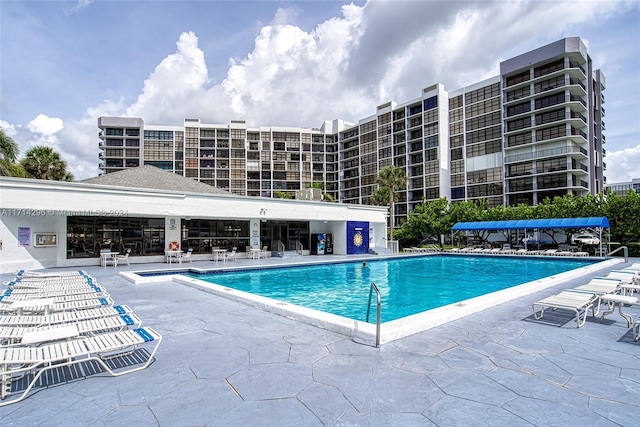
[0,129,19,163]
[21,145,71,180]
[376,165,407,240]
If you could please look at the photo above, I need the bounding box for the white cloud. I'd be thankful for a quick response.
[65,0,93,16]
[0,120,19,137]
[26,114,64,135]
[12,0,637,180]
[604,146,640,183]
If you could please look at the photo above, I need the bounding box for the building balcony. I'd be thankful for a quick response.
[569,163,589,175]
[571,178,589,189]
[504,145,587,164]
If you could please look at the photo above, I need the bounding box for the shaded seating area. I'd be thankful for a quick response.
[0,270,162,406]
[451,217,610,256]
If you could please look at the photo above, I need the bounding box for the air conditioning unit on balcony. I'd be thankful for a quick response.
[295,188,322,200]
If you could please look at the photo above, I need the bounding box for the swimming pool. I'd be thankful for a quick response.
[130,254,620,344]
[185,255,596,323]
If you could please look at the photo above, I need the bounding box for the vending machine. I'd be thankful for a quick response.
[310,233,325,255]
[325,233,333,254]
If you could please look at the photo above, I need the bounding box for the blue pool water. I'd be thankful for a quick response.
[187,256,596,323]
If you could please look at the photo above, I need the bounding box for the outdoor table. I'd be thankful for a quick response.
[212,248,227,262]
[599,294,638,327]
[249,248,262,259]
[165,250,182,264]
[99,251,118,267]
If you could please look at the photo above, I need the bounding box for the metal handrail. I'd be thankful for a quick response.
[276,240,285,257]
[366,282,381,348]
[295,241,303,256]
[607,246,628,263]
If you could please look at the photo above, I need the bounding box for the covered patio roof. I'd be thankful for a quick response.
[452,217,610,231]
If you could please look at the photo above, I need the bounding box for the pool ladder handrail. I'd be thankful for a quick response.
[607,245,628,263]
[366,282,381,348]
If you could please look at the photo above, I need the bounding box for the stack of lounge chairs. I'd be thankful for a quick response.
[0,269,161,406]
[404,245,442,253]
[446,245,589,256]
[532,264,640,334]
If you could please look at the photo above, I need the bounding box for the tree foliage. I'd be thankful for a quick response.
[0,129,26,177]
[20,145,74,181]
[395,192,640,249]
[0,129,19,163]
[274,190,293,199]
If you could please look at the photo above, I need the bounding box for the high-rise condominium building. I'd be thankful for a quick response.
[98,37,606,227]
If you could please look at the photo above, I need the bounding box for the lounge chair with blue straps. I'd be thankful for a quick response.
[0,312,142,345]
[0,326,162,406]
[0,305,133,327]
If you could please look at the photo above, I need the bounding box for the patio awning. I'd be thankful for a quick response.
[452,217,610,231]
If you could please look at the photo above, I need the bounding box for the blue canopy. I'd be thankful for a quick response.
[452,217,610,231]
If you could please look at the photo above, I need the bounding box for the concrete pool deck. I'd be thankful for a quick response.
[1,255,640,426]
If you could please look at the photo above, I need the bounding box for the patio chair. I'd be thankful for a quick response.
[224,247,238,263]
[0,326,162,406]
[532,290,597,328]
[261,246,269,259]
[179,248,193,263]
[117,248,131,266]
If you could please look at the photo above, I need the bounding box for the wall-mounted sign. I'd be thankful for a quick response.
[18,227,30,247]
[34,232,58,247]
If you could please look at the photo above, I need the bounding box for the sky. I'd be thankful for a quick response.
[1,0,639,183]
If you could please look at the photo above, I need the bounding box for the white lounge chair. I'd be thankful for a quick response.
[567,278,622,315]
[0,305,133,327]
[0,326,162,406]
[0,297,114,315]
[14,270,88,278]
[532,290,597,328]
[0,312,142,345]
[606,271,637,284]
